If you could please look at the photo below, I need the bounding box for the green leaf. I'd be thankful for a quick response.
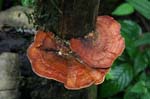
[112,3,134,16]
[99,64,133,98]
[119,20,141,58]
[124,81,149,99]
[135,33,150,47]
[145,49,150,66]
[142,93,150,99]
[124,91,150,99]
[119,20,142,40]
[122,35,138,59]
[106,71,114,80]
[138,72,147,81]
[124,90,141,99]
[138,72,150,85]
[126,0,150,19]
[21,0,35,7]
[130,81,147,94]
[134,52,148,75]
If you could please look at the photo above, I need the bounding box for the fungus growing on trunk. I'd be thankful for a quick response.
[70,16,125,68]
[27,31,109,90]
[27,16,125,90]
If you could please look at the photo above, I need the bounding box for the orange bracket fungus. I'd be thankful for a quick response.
[70,16,125,68]
[27,16,125,90]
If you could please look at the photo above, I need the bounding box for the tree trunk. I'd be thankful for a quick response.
[58,0,100,39]
[32,0,100,99]
[34,0,100,39]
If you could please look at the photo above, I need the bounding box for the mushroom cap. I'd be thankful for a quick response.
[27,31,109,90]
[27,31,67,83]
[70,16,125,68]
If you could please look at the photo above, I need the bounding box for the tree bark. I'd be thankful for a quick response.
[33,0,100,99]
[34,0,100,39]
[58,0,100,39]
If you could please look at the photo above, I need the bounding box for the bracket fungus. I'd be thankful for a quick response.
[70,16,125,68]
[27,16,125,90]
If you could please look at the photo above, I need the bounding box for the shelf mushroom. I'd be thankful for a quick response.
[70,16,125,68]
[27,16,125,90]
[27,31,109,89]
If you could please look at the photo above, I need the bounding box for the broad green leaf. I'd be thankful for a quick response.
[142,93,150,99]
[106,71,114,80]
[124,87,148,99]
[124,91,141,99]
[134,52,148,75]
[112,3,134,16]
[135,33,150,47]
[119,20,141,58]
[122,35,137,59]
[99,64,133,98]
[137,72,150,88]
[124,91,150,99]
[119,20,142,40]
[130,81,147,94]
[124,81,149,99]
[126,0,150,19]
[138,72,147,81]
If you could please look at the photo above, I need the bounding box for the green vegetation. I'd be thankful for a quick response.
[21,0,35,7]
[98,0,150,99]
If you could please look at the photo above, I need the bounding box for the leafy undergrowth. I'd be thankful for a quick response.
[98,0,150,99]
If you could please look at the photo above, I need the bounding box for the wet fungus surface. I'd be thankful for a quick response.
[27,16,125,90]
